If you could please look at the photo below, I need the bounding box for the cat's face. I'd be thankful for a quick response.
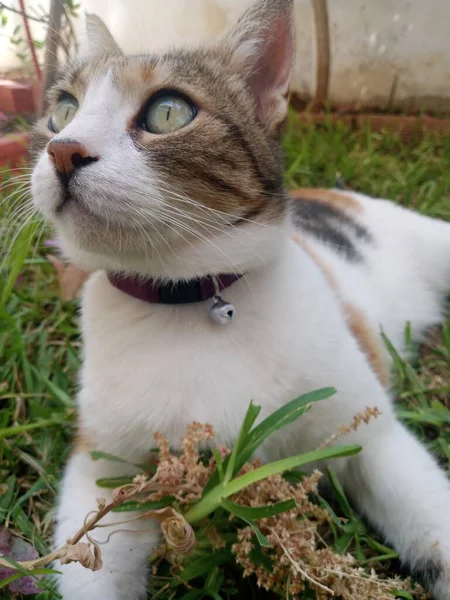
[31,0,295,279]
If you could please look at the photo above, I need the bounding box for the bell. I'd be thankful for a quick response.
[209,295,235,326]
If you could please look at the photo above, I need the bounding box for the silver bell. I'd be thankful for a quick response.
[209,295,235,326]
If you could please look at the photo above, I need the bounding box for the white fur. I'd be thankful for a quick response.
[46,195,450,599]
[31,11,450,600]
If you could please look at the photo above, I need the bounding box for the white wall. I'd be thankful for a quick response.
[2,0,449,112]
[0,1,48,71]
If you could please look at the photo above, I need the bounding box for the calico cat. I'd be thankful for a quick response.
[30,1,450,598]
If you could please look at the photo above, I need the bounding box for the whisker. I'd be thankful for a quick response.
[149,210,251,289]
[156,180,275,229]
[122,201,177,267]
[154,207,268,276]
[2,197,34,228]
[0,209,40,275]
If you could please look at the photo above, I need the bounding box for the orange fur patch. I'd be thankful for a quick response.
[72,428,93,455]
[290,188,363,214]
[292,233,390,388]
[344,302,390,388]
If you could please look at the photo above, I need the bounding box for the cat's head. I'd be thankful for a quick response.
[31,0,295,280]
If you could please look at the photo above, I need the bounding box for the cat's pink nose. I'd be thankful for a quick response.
[47,140,98,177]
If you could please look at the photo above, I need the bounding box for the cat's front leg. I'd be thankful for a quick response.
[55,445,159,600]
[339,417,450,599]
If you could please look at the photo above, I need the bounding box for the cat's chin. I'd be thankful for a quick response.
[54,193,106,226]
[54,221,275,282]
[55,191,88,215]
[53,234,218,281]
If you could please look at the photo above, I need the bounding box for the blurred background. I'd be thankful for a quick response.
[1,0,450,116]
[1,0,450,167]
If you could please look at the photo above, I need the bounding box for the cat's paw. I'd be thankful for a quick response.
[58,563,149,600]
[433,567,450,600]
[411,555,450,600]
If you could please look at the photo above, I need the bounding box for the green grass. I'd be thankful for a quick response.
[0,116,449,598]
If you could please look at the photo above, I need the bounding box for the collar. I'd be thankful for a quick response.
[107,272,242,304]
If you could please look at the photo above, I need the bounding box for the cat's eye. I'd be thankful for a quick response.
[49,96,79,133]
[143,94,196,134]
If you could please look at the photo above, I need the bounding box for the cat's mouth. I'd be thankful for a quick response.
[54,189,104,225]
[55,190,76,213]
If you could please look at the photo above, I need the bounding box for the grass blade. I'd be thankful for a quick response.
[0,220,39,308]
[223,402,260,484]
[237,517,270,547]
[186,444,361,524]
[221,497,295,520]
[238,388,336,468]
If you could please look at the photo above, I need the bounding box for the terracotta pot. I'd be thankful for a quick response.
[0,80,35,115]
[0,132,29,170]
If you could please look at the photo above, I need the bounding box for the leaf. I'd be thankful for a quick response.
[0,476,16,519]
[249,545,273,571]
[212,450,224,483]
[204,566,224,594]
[238,387,336,468]
[177,551,230,583]
[0,220,40,308]
[10,569,56,595]
[327,468,354,518]
[334,531,354,555]
[11,477,48,516]
[89,450,145,469]
[111,498,173,513]
[238,517,270,547]
[186,444,361,524]
[10,509,48,555]
[318,496,342,528]
[223,402,260,484]
[221,498,292,547]
[362,536,397,556]
[95,476,135,489]
[392,592,414,600]
[396,408,450,426]
[179,591,204,600]
[60,542,102,571]
[0,420,64,441]
[203,389,334,496]
[221,497,295,520]
[0,572,25,591]
[28,365,72,407]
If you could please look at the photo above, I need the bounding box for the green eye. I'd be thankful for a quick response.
[144,94,196,134]
[49,96,79,133]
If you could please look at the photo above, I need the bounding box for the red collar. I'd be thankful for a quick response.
[107,273,242,304]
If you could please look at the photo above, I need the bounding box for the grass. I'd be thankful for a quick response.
[0,115,449,598]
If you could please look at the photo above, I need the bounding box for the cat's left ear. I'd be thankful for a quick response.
[78,14,122,59]
[223,0,295,130]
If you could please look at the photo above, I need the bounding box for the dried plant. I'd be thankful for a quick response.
[0,389,426,599]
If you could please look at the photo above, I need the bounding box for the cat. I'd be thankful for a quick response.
[30,1,450,598]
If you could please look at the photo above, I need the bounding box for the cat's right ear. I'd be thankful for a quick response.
[223,0,295,130]
[78,14,122,59]
[222,0,295,131]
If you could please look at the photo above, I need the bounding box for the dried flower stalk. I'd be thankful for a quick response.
[0,411,425,600]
